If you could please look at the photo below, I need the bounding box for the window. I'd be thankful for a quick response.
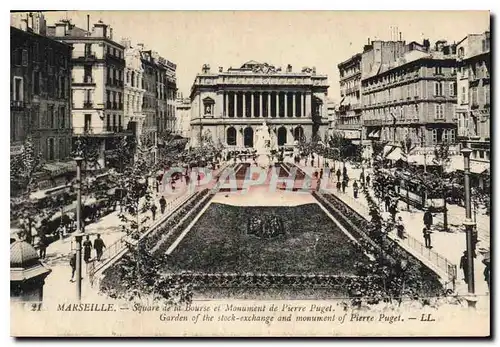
[434,81,444,96]
[22,49,28,66]
[13,77,23,101]
[406,84,411,99]
[482,39,490,52]
[47,138,55,161]
[226,127,237,146]
[449,82,456,96]
[434,66,443,75]
[415,82,419,97]
[471,87,478,105]
[458,47,465,58]
[461,86,467,104]
[48,106,54,128]
[449,129,456,144]
[435,104,444,119]
[60,107,66,128]
[106,114,110,130]
[485,84,490,105]
[33,71,40,95]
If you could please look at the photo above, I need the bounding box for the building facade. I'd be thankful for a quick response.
[139,48,158,149]
[189,61,329,148]
[362,39,458,147]
[47,19,129,168]
[326,99,337,137]
[337,53,363,142]
[122,40,146,145]
[456,32,490,165]
[10,21,73,177]
[164,60,177,134]
[175,93,192,138]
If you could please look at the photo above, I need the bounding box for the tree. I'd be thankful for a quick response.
[400,134,417,210]
[431,142,452,231]
[10,136,50,244]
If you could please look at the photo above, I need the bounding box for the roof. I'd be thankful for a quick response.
[46,24,89,38]
[10,241,39,268]
[241,60,260,68]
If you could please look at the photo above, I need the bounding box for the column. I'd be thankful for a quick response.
[267,93,271,117]
[292,93,296,117]
[301,92,305,117]
[243,92,246,117]
[259,92,263,117]
[251,93,255,117]
[305,92,311,118]
[275,92,279,117]
[284,92,288,118]
[234,92,238,117]
[225,92,229,117]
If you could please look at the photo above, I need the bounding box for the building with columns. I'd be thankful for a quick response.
[189,61,329,148]
[362,39,458,147]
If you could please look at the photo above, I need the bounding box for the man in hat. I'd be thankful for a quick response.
[460,251,469,284]
[69,251,77,282]
[423,208,433,231]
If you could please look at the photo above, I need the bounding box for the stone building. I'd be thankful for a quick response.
[10,19,74,183]
[361,39,458,147]
[456,31,490,168]
[189,61,329,149]
[47,18,129,169]
[139,48,158,150]
[121,40,146,144]
[175,93,192,138]
[337,53,363,143]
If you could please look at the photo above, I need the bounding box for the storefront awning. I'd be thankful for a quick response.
[386,147,402,161]
[368,129,381,138]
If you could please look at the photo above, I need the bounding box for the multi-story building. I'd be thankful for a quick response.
[456,31,490,170]
[139,47,158,150]
[47,18,129,169]
[337,53,363,143]
[362,39,458,148]
[121,40,146,145]
[189,61,329,148]
[175,93,191,138]
[165,60,177,135]
[326,99,337,137]
[11,17,74,187]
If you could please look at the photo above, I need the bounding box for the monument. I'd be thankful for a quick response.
[255,122,272,167]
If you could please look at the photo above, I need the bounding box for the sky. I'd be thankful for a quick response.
[38,10,490,102]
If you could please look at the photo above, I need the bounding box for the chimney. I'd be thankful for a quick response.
[87,14,90,31]
[218,66,223,72]
[399,32,402,41]
[109,28,113,40]
[55,21,66,36]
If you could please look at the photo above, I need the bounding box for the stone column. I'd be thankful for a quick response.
[225,92,229,117]
[243,93,246,117]
[305,92,311,118]
[293,93,296,117]
[234,92,238,117]
[301,92,305,117]
[275,92,279,117]
[259,92,263,117]
[284,92,288,118]
[251,92,255,117]
[268,93,271,117]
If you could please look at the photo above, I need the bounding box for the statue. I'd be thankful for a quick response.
[254,122,272,167]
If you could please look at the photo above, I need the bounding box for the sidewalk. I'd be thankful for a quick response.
[40,178,190,302]
[321,160,489,297]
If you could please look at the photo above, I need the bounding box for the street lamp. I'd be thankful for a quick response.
[461,147,476,296]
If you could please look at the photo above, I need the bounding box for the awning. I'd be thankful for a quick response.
[386,147,402,161]
[43,161,76,176]
[341,130,361,140]
[382,145,394,158]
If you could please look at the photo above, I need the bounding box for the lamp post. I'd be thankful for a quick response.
[74,155,84,301]
[461,147,476,296]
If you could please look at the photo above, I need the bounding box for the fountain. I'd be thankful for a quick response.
[254,122,273,167]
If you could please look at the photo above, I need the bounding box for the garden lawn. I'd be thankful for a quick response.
[165,203,367,275]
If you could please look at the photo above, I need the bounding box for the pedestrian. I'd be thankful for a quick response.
[37,234,47,259]
[384,195,391,212]
[151,204,157,221]
[353,180,359,199]
[460,251,469,284]
[423,226,432,248]
[341,180,346,193]
[396,216,405,239]
[69,251,77,282]
[343,166,348,178]
[155,179,159,193]
[483,259,490,292]
[423,208,433,231]
[83,235,92,263]
[336,181,341,192]
[310,158,314,167]
[159,196,167,214]
[319,168,324,179]
[389,203,398,222]
[359,171,365,186]
[93,234,106,262]
[336,169,341,182]
[366,174,371,187]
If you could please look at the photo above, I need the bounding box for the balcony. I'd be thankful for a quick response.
[72,51,98,62]
[10,100,25,110]
[83,101,93,109]
[74,125,132,137]
[73,75,96,87]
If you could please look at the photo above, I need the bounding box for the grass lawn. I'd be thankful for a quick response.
[165,202,367,276]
